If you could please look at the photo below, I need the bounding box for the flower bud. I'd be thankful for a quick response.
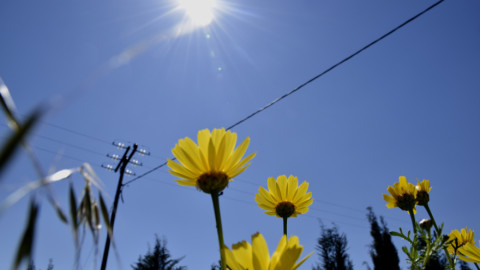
[419,219,433,231]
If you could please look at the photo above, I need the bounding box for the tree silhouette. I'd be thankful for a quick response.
[366,207,400,270]
[459,260,473,270]
[132,235,186,270]
[313,224,353,270]
[26,259,54,270]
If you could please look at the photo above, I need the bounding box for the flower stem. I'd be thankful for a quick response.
[408,209,417,234]
[211,192,226,270]
[424,203,454,269]
[283,217,288,236]
[422,228,432,268]
[475,263,480,270]
[424,204,439,232]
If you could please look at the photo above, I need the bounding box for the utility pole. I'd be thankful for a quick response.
[100,143,138,270]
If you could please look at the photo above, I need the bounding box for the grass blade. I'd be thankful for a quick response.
[0,109,41,177]
[0,78,18,126]
[12,200,39,270]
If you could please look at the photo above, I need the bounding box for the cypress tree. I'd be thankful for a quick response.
[314,224,353,270]
[366,207,400,270]
[132,236,186,270]
[459,260,473,270]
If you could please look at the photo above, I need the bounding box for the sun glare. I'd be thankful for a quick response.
[178,0,218,27]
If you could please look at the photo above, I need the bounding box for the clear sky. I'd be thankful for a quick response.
[1,0,480,269]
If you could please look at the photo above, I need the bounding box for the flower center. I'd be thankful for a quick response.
[416,191,429,206]
[275,201,295,218]
[396,194,416,212]
[197,171,229,194]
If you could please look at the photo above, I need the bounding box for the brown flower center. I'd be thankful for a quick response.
[416,191,429,206]
[197,171,229,194]
[275,201,295,218]
[396,194,416,212]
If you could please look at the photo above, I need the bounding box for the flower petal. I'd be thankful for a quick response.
[252,233,269,270]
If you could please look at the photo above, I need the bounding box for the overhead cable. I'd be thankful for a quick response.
[123,0,444,187]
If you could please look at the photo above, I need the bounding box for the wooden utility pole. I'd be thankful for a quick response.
[100,143,138,270]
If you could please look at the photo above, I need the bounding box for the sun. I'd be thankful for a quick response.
[177,0,218,27]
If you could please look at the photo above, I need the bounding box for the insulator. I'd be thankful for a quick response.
[129,159,143,166]
[107,153,121,160]
[101,163,115,171]
[112,141,128,149]
[137,146,151,156]
[125,169,136,176]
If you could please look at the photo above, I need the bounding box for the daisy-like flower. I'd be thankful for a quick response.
[458,242,480,263]
[255,175,313,219]
[415,179,432,206]
[447,227,476,255]
[224,232,313,270]
[383,176,417,213]
[167,128,256,194]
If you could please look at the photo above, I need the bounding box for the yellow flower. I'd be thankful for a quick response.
[383,176,417,213]
[255,175,313,218]
[415,179,432,206]
[167,128,256,194]
[448,227,476,255]
[224,232,313,270]
[458,242,480,263]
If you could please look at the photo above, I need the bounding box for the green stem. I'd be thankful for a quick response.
[422,229,432,268]
[475,263,480,270]
[408,209,417,234]
[424,204,439,233]
[283,217,288,236]
[211,192,226,270]
[424,203,455,269]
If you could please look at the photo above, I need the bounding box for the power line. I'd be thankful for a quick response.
[123,0,444,186]
[34,133,106,157]
[0,123,107,157]
[32,145,102,167]
[1,123,161,168]
[40,121,111,145]
[125,170,409,230]
[225,0,445,131]
[40,121,164,160]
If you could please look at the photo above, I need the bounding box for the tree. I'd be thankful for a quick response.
[26,259,54,270]
[423,251,446,270]
[366,207,400,270]
[210,261,221,270]
[132,236,186,270]
[314,224,353,270]
[459,260,473,270]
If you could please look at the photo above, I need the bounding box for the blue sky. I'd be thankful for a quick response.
[1,0,480,269]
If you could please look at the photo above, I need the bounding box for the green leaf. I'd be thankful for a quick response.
[93,203,100,230]
[83,184,94,233]
[76,192,86,227]
[390,231,403,237]
[69,183,78,236]
[0,109,41,177]
[54,204,68,224]
[12,200,39,270]
[390,230,413,243]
